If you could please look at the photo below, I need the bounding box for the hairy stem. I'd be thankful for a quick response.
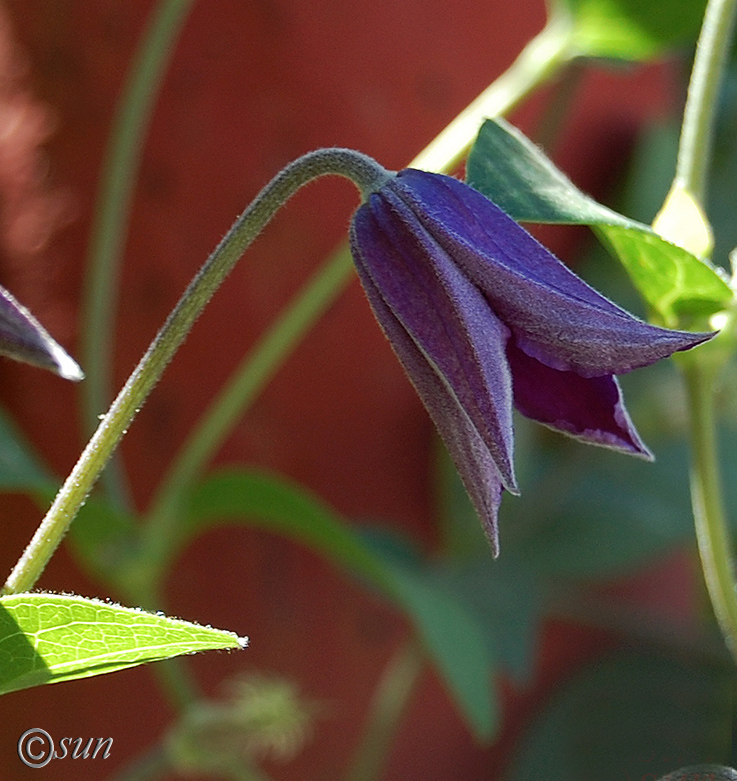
[345,640,424,781]
[2,149,388,595]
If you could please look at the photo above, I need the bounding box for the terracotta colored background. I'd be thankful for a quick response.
[0,1,685,778]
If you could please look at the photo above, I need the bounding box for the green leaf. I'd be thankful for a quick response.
[434,447,542,683]
[182,469,496,739]
[182,469,393,589]
[467,117,631,227]
[0,405,55,493]
[0,593,244,693]
[557,0,708,60]
[430,556,541,685]
[466,118,732,325]
[380,559,497,739]
[504,649,731,781]
[506,438,696,578]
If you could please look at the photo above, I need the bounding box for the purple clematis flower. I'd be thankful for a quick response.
[0,284,82,380]
[349,168,713,555]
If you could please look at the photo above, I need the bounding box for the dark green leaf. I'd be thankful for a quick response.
[504,649,731,781]
[434,447,542,683]
[503,433,694,578]
[184,469,496,739]
[378,558,497,740]
[183,469,392,589]
[0,405,55,493]
[430,555,542,685]
[67,499,141,589]
[466,118,732,325]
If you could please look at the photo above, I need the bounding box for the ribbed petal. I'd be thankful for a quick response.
[391,169,713,377]
[350,244,506,554]
[0,285,82,380]
[351,187,517,492]
[507,338,651,458]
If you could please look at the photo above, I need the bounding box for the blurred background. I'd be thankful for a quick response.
[0,0,731,778]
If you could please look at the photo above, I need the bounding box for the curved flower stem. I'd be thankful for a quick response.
[674,0,737,202]
[2,149,388,595]
[345,639,424,781]
[143,14,575,554]
[682,362,737,662]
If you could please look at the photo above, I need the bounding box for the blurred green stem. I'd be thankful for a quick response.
[345,640,424,781]
[672,0,737,662]
[81,0,195,507]
[683,362,737,662]
[674,0,737,202]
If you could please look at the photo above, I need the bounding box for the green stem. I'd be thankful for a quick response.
[683,362,737,662]
[82,0,196,506]
[142,14,575,560]
[345,640,424,781]
[671,0,737,662]
[409,14,572,172]
[2,149,388,595]
[111,745,170,781]
[674,0,737,202]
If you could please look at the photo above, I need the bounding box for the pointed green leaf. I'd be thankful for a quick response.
[0,593,245,693]
[183,469,496,739]
[466,118,732,324]
[391,566,496,740]
[467,117,631,228]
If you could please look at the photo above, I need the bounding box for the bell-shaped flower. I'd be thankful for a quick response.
[349,168,712,554]
[0,284,82,380]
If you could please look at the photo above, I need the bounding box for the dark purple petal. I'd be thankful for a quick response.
[0,285,82,380]
[390,169,712,377]
[507,338,651,458]
[351,186,517,492]
[350,246,506,554]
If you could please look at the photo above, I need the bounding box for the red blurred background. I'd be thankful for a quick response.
[0,0,685,778]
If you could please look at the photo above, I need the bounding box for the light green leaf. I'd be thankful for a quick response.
[466,118,732,325]
[183,469,496,739]
[0,593,245,693]
[557,0,707,60]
